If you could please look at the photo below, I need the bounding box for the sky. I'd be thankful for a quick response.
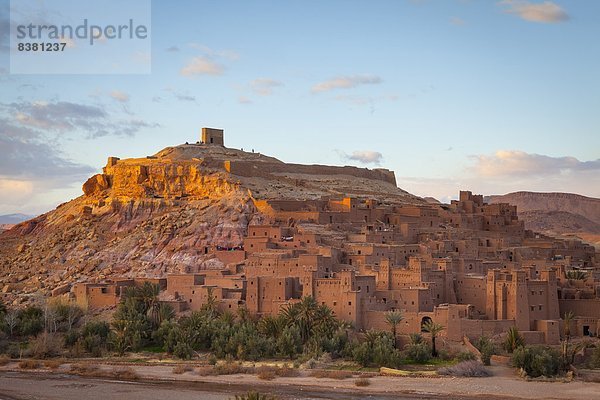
[0,0,599,215]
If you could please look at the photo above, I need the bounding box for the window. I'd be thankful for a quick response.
[348,301,352,306]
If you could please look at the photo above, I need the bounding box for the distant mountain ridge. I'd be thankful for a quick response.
[0,214,34,224]
[486,191,600,246]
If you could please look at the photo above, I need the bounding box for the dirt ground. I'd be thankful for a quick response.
[2,361,600,400]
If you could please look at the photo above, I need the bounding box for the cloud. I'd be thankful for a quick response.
[180,56,224,76]
[162,87,197,102]
[339,150,383,165]
[398,150,600,202]
[450,16,466,26]
[188,43,240,61]
[166,45,180,52]
[1,100,158,138]
[7,101,107,131]
[109,90,130,103]
[250,78,283,96]
[312,75,382,93]
[238,96,253,105]
[470,150,599,177]
[0,118,94,180]
[499,1,569,23]
[334,94,398,106]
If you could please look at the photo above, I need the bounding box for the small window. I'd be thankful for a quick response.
[348,301,352,306]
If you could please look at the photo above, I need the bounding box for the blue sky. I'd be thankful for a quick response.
[1,0,599,214]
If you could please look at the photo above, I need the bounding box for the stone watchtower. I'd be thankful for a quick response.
[201,127,224,146]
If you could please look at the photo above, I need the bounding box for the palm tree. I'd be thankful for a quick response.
[201,287,219,317]
[565,270,587,280]
[296,296,318,342]
[422,320,444,357]
[155,303,175,327]
[258,315,284,338]
[409,332,424,345]
[385,310,404,348]
[563,311,574,340]
[503,326,524,353]
[561,311,576,371]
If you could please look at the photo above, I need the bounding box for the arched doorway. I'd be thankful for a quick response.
[421,316,432,332]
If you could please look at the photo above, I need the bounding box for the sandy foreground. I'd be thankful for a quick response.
[1,362,600,400]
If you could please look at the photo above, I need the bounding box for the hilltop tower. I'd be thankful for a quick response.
[201,127,224,146]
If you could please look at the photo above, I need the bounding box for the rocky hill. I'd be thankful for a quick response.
[0,143,420,304]
[486,192,600,247]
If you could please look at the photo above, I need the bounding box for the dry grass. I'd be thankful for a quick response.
[19,360,41,369]
[354,377,371,387]
[256,366,276,381]
[438,361,491,377]
[112,367,139,380]
[0,355,11,366]
[70,364,139,380]
[276,364,300,377]
[69,363,100,376]
[309,369,352,380]
[43,359,63,369]
[196,366,216,376]
[214,361,249,375]
[173,364,194,374]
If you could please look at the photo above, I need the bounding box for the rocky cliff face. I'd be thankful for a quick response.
[486,191,600,247]
[0,143,418,304]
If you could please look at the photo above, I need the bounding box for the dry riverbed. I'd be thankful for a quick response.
[1,360,600,400]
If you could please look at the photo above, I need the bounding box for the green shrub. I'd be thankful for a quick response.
[456,351,477,362]
[474,336,495,366]
[403,342,432,363]
[512,345,561,377]
[590,345,600,369]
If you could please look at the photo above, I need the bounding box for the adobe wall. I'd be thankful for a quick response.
[225,160,397,185]
[460,319,515,340]
[559,299,600,318]
[215,250,246,264]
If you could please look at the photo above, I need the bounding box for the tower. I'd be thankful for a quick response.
[201,127,224,146]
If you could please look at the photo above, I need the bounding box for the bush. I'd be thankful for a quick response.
[232,391,277,400]
[172,364,193,374]
[354,377,370,386]
[173,341,194,360]
[352,331,402,368]
[0,354,11,366]
[438,361,491,377]
[113,367,139,380]
[276,364,299,377]
[28,332,63,359]
[70,363,99,376]
[590,345,600,369]
[18,360,40,369]
[403,343,432,363]
[456,351,477,362]
[214,361,248,375]
[474,336,495,366]
[512,345,561,378]
[196,366,216,376]
[44,359,63,369]
[256,366,276,380]
[18,307,44,337]
[309,370,352,379]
